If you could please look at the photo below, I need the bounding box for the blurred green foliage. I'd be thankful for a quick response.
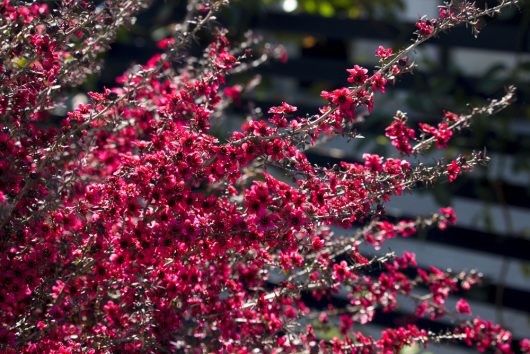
[260,0,404,18]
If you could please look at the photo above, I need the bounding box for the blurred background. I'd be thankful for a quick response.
[85,0,530,352]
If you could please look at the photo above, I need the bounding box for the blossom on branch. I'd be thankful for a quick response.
[0,0,526,353]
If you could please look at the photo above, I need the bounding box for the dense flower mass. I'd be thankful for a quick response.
[0,0,526,353]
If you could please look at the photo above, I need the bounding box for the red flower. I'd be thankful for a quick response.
[444,111,459,121]
[438,207,457,230]
[371,73,387,92]
[333,261,352,282]
[363,153,383,173]
[447,160,461,182]
[224,85,242,105]
[375,46,393,60]
[346,65,369,85]
[419,122,453,148]
[456,298,472,315]
[268,101,297,114]
[385,120,416,155]
[157,37,175,49]
[87,91,105,102]
[416,19,436,36]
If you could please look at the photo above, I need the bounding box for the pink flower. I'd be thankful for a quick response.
[444,111,459,121]
[223,85,242,104]
[375,46,393,59]
[363,153,383,173]
[456,298,472,315]
[438,207,457,230]
[416,19,436,36]
[439,7,455,20]
[419,122,453,148]
[87,91,105,102]
[268,101,297,114]
[447,160,461,182]
[157,37,175,49]
[385,120,416,155]
[312,237,324,251]
[333,261,351,282]
[346,65,369,84]
[371,73,387,92]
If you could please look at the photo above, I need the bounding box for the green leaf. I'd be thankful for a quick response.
[318,2,335,17]
[12,56,28,69]
[303,0,317,12]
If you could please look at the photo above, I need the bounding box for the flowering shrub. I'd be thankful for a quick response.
[0,0,528,353]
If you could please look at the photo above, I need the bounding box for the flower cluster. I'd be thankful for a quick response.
[0,0,526,353]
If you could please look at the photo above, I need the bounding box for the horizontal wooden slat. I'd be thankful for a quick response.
[255,58,530,105]
[253,12,530,53]
[383,216,530,262]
